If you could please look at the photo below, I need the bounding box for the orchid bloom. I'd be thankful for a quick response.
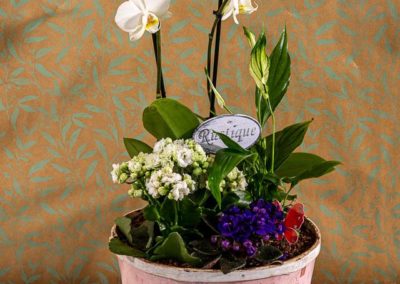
[222,0,258,24]
[115,0,171,41]
[283,203,305,244]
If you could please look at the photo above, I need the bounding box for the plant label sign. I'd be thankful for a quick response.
[193,114,261,153]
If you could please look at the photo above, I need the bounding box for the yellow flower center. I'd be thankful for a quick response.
[146,14,159,31]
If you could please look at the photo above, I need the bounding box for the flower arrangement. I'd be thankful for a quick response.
[109,0,340,274]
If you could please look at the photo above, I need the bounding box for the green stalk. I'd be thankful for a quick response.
[173,200,178,226]
[266,97,276,173]
[155,31,164,99]
[151,32,166,98]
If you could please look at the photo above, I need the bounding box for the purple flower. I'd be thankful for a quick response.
[215,199,286,256]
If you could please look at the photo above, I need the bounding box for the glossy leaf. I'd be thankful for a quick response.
[267,27,291,116]
[109,238,146,257]
[243,26,256,48]
[293,160,341,185]
[179,198,201,227]
[143,205,160,222]
[249,33,269,92]
[276,152,326,177]
[142,98,199,140]
[264,121,312,170]
[215,131,249,153]
[152,232,201,265]
[220,256,246,274]
[208,149,253,207]
[123,138,152,158]
[115,216,132,244]
[256,245,283,263]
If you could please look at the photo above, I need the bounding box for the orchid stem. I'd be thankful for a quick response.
[152,31,166,99]
[206,0,229,117]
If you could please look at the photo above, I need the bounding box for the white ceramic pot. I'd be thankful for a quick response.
[112,213,321,284]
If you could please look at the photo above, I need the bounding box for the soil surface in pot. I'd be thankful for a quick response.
[127,210,317,270]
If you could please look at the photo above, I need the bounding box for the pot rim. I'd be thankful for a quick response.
[111,209,321,282]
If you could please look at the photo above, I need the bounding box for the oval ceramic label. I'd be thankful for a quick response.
[193,114,261,153]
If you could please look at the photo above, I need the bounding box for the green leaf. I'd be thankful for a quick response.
[214,132,249,153]
[243,26,256,48]
[179,199,201,227]
[160,198,176,224]
[123,138,152,158]
[264,121,312,170]
[115,217,133,244]
[143,98,199,140]
[152,232,201,265]
[220,256,246,274]
[276,152,327,177]
[256,245,283,263]
[108,238,146,257]
[266,27,291,116]
[208,149,253,207]
[249,33,269,92]
[294,160,341,185]
[221,192,240,210]
[276,152,341,185]
[143,205,160,222]
[131,221,154,250]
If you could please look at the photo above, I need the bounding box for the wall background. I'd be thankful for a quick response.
[0,0,399,283]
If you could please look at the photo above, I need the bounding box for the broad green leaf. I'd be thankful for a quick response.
[293,160,341,185]
[276,152,341,185]
[214,132,249,153]
[143,205,160,222]
[131,221,154,250]
[115,217,132,244]
[152,232,201,265]
[264,121,312,170]
[160,198,176,224]
[249,33,269,92]
[220,256,246,274]
[179,199,201,227]
[221,192,240,210]
[276,152,326,177]
[143,99,199,140]
[108,238,146,257]
[208,149,253,207]
[266,27,291,116]
[123,138,152,158]
[256,245,283,263]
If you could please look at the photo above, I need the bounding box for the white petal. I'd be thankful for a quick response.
[128,15,147,41]
[238,0,258,15]
[115,1,144,32]
[145,0,170,17]
[221,1,234,21]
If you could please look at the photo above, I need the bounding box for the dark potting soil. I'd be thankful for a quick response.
[127,211,317,270]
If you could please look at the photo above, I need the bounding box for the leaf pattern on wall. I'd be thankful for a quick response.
[0,0,399,283]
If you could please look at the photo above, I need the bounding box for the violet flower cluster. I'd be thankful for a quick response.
[213,199,285,256]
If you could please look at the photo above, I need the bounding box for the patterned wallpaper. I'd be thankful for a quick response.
[0,0,399,283]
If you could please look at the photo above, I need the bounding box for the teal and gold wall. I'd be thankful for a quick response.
[0,0,399,282]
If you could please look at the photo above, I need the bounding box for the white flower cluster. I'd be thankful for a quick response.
[111,138,248,201]
[111,138,211,201]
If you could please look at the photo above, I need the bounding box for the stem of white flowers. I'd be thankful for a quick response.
[207,0,229,117]
[152,31,166,99]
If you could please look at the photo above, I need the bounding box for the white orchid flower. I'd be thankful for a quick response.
[115,0,171,41]
[222,0,258,24]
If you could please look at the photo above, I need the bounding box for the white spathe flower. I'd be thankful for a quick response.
[222,0,258,24]
[115,0,171,41]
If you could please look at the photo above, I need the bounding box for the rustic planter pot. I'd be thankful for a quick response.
[111,210,321,284]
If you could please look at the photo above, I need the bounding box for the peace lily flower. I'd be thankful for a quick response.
[222,0,258,24]
[115,0,171,41]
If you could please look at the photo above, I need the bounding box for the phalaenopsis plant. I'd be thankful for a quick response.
[109,0,340,273]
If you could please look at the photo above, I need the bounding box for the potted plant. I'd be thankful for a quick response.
[109,0,341,283]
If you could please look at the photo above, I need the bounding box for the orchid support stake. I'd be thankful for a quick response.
[207,0,229,117]
[152,31,166,99]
